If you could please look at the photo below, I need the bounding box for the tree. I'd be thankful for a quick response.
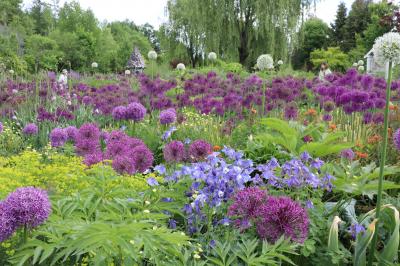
[330,2,347,49]
[94,28,118,72]
[30,0,55,35]
[0,0,23,26]
[310,47,350,72]
[167,0,315,68]
[292,18,331,70]
[342,0,372,52]
[139,23,161,52]
[24,34,60,72]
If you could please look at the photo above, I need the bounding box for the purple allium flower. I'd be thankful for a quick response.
[350,223,365,239]
[256,196,309,243]
[131,145,154,173]
[49,127,68,147]
[75,139,100,156]
[372,112,384,124]
[78,123,100,141]
[393,128,400,151]
[22,123,38,135]
[0,201,16,242]
[0,122,3,134]
[363,112,373,124]
[188,139,212,161]
[83,151,103,167]
[146,177,159,186]
[126,102,146,122]
[3,187,51,229]
[112,106,127,120]
[284,104,298,120]
[341,148,355,160]
[82,96,92,105]
[65,126,78,142]
[322,114,332,122]
[159,109,177,125]
[228,187,268,229]
[112,155,136,175]
[163,140,185,163]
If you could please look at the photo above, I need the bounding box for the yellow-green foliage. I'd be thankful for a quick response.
[0,122,24,155]
[0,150,163,198]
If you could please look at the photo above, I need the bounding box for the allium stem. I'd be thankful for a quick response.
[368,61,392,266]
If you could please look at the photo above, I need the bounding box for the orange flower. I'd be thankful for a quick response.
[329,123,337,131]
[251,108,257,114]
[367,134,382,144]
[355,151,368,159]
[389,105,398,111]
[213,145,222,152]
[305,108,317,116]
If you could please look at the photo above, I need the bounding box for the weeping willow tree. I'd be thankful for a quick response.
[166,0,317,67]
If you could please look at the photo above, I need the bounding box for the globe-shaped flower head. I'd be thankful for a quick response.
[91,62,98,68]
[373,32,400,64]
[176,63,186,70]
[358,60,364,66]
[208,52,217,61]
[188,139,212,161]
[50,127,68,147]
[277,60,284,65]
[112,106,127,120]
[148,51,158,60]
[126,102,146,122]
[159,109,177,125]
[163,140,185,163]
[393,128,400,151]
[23,123,38,135]
[3,187,51,229]
[256,54,274,71]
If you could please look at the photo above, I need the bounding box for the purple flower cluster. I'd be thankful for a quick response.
[22,123,38,135]
[111,102,147,122]
[37,107,74,122]
[159,108,177,125]
[188,139,212,162]
[0,187,51,242]
[393,128,400,151]
[49,127,68,147]
[0,122,3,133]
[341,148,355,160]
[163,140,185,163]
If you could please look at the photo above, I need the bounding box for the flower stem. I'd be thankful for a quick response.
[368,61,392,266]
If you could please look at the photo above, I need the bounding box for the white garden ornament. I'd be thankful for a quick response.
[208,52,217,61]
[91,62,98,68]
[148,51,158,60]
[257,54,274,70]
[176,63,186,70]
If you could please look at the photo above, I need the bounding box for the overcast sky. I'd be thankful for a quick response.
[22,0,363,29]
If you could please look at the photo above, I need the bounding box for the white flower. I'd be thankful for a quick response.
[143,209,150,214]
[148,51,157,60]
[91,62,98,68]
[358,65,365,72]
[357,60,364,66]
[373,32,400,64]
[353,62,358,67]
[277,60,284,65]
[145,200,150,205]
[176,63,186,70]
[208,52,217,61]
[9,69,14,74]
[256,54,274,70]
[12,89,18,94]
[125,69,131,75]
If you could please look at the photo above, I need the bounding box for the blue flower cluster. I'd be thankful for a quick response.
[157,147,334,235]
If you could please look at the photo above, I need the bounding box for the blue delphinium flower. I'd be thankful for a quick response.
[146,178,159,187]
[162,126,177,141]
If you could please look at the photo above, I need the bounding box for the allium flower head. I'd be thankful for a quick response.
[65,126,78,141]
[373,32,400,64]
[78,123,100,141]
[131,145,154,173]
[0,201,16,242]
[228,187,268,229]
[0,122,3,134]
[358,60,364,66]
[256,54,274,70]
[112,106,127,120]
[164,140,185,163]
[148,51,158,60]
[83,151,103,167]
[125,69,131,75]
[126,102,146,122]
[50,127,68,147]
[256,196,309,243]
[159,109,177,125]
[341,148,355,160]
[277,60,284,65]
[176,63,186,70]
[208,52,217,61]
[91,62,98,68]
[112,155,136,175]
[23,123,38,135]
[188,139,212,161]
[393,128,400,151]
[4,187,51,229]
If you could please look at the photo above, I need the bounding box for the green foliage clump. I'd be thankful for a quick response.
[310,47,350,72]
